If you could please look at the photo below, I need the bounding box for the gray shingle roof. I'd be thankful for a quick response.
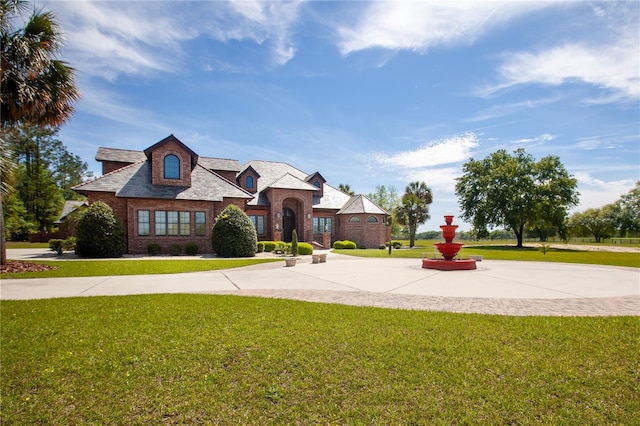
[268,173,319,191]
[337,194,389,215]
[95,147,240,172]
[96,147,146,163]
[87,143,385,213]
[73,162,252,201]
[56,200,88,223]
[241,160,352,209]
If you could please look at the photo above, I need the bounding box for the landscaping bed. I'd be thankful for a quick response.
[0,261,56,274]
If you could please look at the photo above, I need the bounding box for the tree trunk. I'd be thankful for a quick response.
[515,224,524,248]
[409,224,416,248]
[0,195,6,265]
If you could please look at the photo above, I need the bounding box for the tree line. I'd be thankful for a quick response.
[346,149,638,247]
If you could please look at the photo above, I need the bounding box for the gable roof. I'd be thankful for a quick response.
[337,194,389,215]
[96,147,146,163]
[96,145,239,173]
[305,171,326,184]
[56,200,88,223]
[73,162,252,201]
[143,134,199,164]
[240,160,353,209]
[268,173,319,191]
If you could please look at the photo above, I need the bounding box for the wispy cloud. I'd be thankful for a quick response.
[479,6,639,103]
[571,172,636,211]
[465,97,560,123]
[336,1,557,55]
[511,133,557,147]
[371,133,480,192]
[485,40,639,102]
[373,133,479,169]
[51,0,303,80]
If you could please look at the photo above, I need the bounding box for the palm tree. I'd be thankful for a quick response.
[395,181,433,248]
[1,0,80,128]
[0,0,80,264]
[338,183,355,196]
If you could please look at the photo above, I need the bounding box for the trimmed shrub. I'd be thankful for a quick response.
[257,242,265,253]
[333,240,357,250]
[75,201,126,258]
[263,241,277,252]
[62,237,76,252]
[211,204,257,258]
[147,243,161,255]
[185,242,198,256]
[291,229,299,256]
[392,241,402,249]
[48,239,63,254]
[298,242,313,255]
[169,244,182,256]
[49,237,77,254]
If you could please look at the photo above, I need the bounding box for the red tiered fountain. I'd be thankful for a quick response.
[422,215,476,271]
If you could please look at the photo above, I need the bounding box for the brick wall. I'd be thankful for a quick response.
[102,161,131,175]
[149,141,193,187]
[336,213,390,248]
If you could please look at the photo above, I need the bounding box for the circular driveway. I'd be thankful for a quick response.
[2,249,638,316]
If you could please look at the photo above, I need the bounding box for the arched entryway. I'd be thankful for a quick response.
[282,207,296,242]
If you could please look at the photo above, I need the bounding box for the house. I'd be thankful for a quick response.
[73,135,390,254]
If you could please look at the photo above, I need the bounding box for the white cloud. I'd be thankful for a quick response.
[49,0,303,80]
[572,172,637,212]
[400,167,463,193]
[336,1,556,55]
[465,97,560,122]
[512,133,557,146]
[373,133,479,169]
[491,39,639,102]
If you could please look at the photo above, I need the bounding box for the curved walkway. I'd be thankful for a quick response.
[2,249,638,316]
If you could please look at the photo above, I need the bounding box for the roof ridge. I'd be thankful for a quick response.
[72,160,144,189]
[195,163,254,198]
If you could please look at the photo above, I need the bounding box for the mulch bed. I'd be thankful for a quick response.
[0,261,57,274]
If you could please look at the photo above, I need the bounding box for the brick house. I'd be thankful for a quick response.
[73,135,391,254]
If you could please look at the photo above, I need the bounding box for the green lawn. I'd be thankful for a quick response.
[336,244,640,268]
[2,258,281,279]
[1,294,638,424]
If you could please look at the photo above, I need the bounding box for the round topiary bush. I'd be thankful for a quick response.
[333,240,357,250]
[169,244,182,256]
[211,204,257,257]
[75,201,126,258]
[185,242,198,256]
[147,243,161,255]
[298,242,313,255]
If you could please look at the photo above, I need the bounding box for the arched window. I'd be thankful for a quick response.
[367,216,378,223]
[164,154,180,179]
[246,176,254,188]
[348,216,360,222]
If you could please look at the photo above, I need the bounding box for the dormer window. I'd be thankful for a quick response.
[164,154,180,179]
[313,181,320,188]
[246,176,254,189]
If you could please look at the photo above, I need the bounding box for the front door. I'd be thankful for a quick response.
[282,207,295,242]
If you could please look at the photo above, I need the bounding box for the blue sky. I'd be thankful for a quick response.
[40,0,638,231]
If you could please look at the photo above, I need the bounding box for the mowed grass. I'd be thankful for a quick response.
[2,258,281,279]
[336,243,640,268]
[2,294,638,424]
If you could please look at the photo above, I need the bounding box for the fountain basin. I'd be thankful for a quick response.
[434,242,464,261]
[422,258,477,271]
